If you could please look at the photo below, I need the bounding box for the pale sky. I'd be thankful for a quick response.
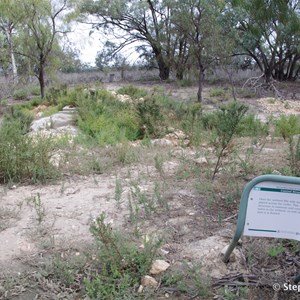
[67,22,141,66]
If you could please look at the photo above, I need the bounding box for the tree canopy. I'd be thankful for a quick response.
[228,0,300,81]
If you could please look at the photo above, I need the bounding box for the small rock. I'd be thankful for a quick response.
[150,259,170,275]
[160,248,169,255]
[194,157,208,165]
[272,170,282,175]
[137,285,144,293]
[141,275,158,287]
[151,138,173,147]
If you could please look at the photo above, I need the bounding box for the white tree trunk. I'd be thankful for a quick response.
[5,27,18,84]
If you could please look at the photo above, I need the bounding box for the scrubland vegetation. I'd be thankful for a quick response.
[0,81,299,299]
[0,0,299,299]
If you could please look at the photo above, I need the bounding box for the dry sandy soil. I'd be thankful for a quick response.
[0,81,300,299]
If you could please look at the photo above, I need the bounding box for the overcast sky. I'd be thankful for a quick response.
[67,21,142,66]
[67,22,102,66]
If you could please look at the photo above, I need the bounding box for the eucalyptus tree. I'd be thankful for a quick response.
[0,0,21,83]
[16,0,70,98]
[172,0,231,102]
[229,0,300,82]
[79,0,179,80]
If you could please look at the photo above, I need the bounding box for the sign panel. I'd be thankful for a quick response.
[244,181,300,241]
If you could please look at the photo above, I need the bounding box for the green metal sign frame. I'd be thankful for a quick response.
[222,174,300,284]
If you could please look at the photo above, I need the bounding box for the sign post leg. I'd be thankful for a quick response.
[294,272,300,284]
[222,239,238,263]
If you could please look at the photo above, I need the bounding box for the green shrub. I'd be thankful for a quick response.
[29,97,43,107]
[208,102,248,180]
[238,114,269,137]
[180,103,203,145]
[77,90,140,144]
[13,88,29,100]
[275,115,300,140]
[209,87,226,97]
[176,79,194,87]
[136,96,164,137]
[41,106,60,117]
[237,88,256,99]
[4,106,34,133]
[288,136,300,177]
[84,213,162,299]
[0,119,58,183]
[117,85,147,99]
[28,85,41,96]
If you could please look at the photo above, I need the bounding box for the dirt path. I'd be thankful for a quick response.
[0,174,126,272]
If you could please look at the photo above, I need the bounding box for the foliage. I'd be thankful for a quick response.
[136,96,164,138]
[288,136,300,177]
[176,79,194,87]
[228,0,300,81]
[267,244,285,257]
[13,0,71,98]
[275,115,300,140]
[238,114,269,137]
[77,89,141,144]
[79,0,174,80]
[117,85,147,99]
[0,118,58,183]
[206,102,248,180]
[172,0,234,101]
[13,88,29,100]
[161,263,211,298]
[4,106,34,133]
[84,213,162,299]
[95,41,128,71]
[209,87,226,97]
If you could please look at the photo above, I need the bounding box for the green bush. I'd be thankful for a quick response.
[77,90,140,144]
[288,136,300,177]
[28,85,41,96]
[4,106,34,133]
[275,115,300,140]
[176,79,194,87]
[84,213,162,299]
[13,88,29,100]
[238,114,269,137]
[207,102,248,180]
[136,96,164,137]
[0,119,58,183]
[117,85,147,99]
[209,87,226,97]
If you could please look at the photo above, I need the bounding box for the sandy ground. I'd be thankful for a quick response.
[0,81,299,299]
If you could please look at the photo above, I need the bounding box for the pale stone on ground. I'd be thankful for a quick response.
[150,259,170,275]
[141,275,158,287]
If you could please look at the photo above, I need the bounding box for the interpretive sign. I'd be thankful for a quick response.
[244,181,300,241]
[222,175,300,283]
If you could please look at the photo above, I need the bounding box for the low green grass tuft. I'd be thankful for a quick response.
[77,92,140,145]
[84,213,162,299]
[275,114,300,140]
[117,85,148,99]
[238,114,269,137]
[0,119,59,184]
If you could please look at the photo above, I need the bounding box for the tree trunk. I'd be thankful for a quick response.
[287,54,299,81]
[38,65,45,99]
[264,68,272,83]
[5,28,18,84]
[176,66,184,80]
[153,46,170,80]
[197,59,204,102]
[157,59,170,80]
